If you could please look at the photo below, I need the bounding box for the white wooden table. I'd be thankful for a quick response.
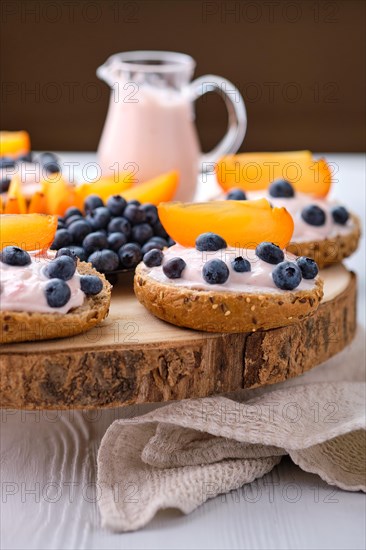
[1,153,365,550]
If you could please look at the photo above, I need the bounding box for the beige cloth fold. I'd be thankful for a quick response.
[97,329,366,532]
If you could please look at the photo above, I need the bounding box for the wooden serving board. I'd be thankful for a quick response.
[0,268,357,410]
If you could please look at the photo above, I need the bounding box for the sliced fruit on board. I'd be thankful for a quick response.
[75,175,133,205]
[7,176,27,214]
[0,131,31,158]
[216,151,332,198]
[158,199,294,249]
[0,213,58,251]
[121,171,179,205]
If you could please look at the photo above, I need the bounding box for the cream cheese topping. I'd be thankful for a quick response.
[143,244,318,294]
[247,190,354,242]
[0,254,85,314]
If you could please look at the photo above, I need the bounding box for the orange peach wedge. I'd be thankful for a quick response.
[121,171,179,205]
[0,131,31,158]
[216,151,332,198]
[0,213,58,251]
[75,174,133,206]
[158,198,294,249]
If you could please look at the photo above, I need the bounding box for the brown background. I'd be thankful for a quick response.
[1,0,365,152]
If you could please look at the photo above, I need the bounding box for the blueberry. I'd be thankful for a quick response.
[80,275,103,295]
[231,256,251,272]
[296,256,319,279]
[107,216,131,236]
[131,223,154,244]
[167,237,175,247]
[0,246,31,266]
[38,151,58,164]
[272,261,302,290]
[86,206,111,230]
[143,248,164,267]
[256,242,284,264]
[127,199,141,206]
[50,229,72,250]
[68,219,92,244]
[64,206,83,219]
[162,257,186,279]
[106,195,127,216]
[268,179,295,198]
[331,206,349,225]
[82,231,108,255]
[44,279,71,308]
[84,194,104,213]
[43,161,61,173]
[67,245,87,262]
[88,249,119,273]
[152,220,169,239]
[140,203,158,224]
[0,157,15,169]
[196,232,227,252]
[226,188,247,200]
[44,255,76,281]
[123,204,146,225]
[118,243,142,269]
[55,248,78,264]
[18,152,33,163]
[107,232,127,251]
[141,241,163,255]
[64,214,82,228]
[202,259,229,284]
[0,177,11,193]
[57,219,65,230]
[149,236,168,248]
[301,205,326,226]
[39,152,60,173]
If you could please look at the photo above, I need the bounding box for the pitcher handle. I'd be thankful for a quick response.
[189,75,247,172]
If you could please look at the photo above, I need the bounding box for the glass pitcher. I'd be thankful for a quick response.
[97,51,247,201]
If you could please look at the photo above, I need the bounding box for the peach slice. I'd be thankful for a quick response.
[4,197,22,214]
[158,199,294,249]
[216,151,331,198]
[41,177,75,216]
[7,176,27,214]
[121,171,179,205]
[75,175,133,206]
[28,191,47,214]
[0,131,31,158]
[0,213,58,251]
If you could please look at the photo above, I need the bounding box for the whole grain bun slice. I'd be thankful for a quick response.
[0,261,112,344]
[134,264,324,333]
[287,214,361,269]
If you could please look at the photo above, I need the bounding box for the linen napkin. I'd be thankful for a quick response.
[97,327,366,532]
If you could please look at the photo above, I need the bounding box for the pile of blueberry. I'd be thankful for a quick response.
[0,245,103,308]
[52,195,174,275]
[226,179,350,227]
[142,232,319,291]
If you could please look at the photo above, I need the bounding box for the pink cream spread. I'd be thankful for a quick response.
[246,190,354,242]
[143,244,318,294]
[0,254,85,314]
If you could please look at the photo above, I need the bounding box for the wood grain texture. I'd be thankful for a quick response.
[0,273,357,410]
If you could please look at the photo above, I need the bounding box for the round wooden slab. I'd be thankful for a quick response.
[0,267,357,410]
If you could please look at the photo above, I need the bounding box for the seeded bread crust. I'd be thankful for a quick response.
[134,264,324,333]
[287,214,361,269]
[0,261,112,344]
